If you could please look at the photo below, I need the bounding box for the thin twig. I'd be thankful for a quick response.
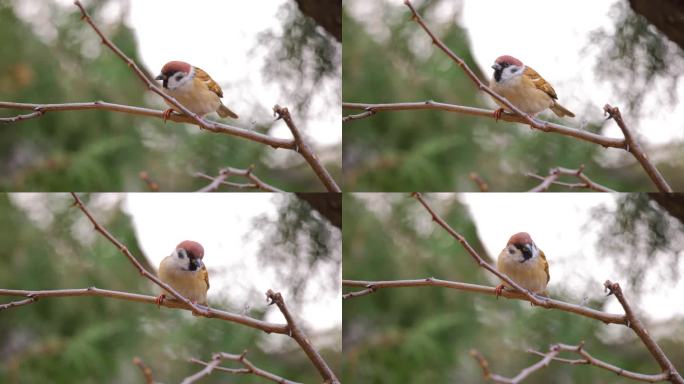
[0,287,288,334]
[138,171,160,192]
[527,343,671,383]
[188,351,301,384]
[526,165,615,192]
[0,297,37,310]
[195,165,284,192]
[342,279,625,324]
[132,357,155,384]
[469,172,490,192]
[266,290,340,384]
[273,105,341,192]
[342,109,375,123]
[471,346,561,384]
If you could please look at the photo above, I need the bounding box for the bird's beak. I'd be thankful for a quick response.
[155,74,166,81]
[190,258,203,270]
[491,63,502,71]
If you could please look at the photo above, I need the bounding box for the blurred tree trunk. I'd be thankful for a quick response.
[629,0,684,49]
[296,193,341,229]
[294,0,341,42]
[649,193,684,225]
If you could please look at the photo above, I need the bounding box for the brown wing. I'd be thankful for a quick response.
[194,67,223,98]
[200,265,210,291]
[523,66,558,100]
[540,250,550,284]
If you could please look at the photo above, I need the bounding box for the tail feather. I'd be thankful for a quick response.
[217,104,238,119]
[550,103,575,118]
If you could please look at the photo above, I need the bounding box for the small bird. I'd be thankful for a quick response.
[156,240,210,307]
[495,232,549,297]
[155,61,238,121]
[489,55,574,120]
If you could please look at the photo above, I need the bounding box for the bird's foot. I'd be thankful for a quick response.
[493,108,505,122]
[162,108,174,124]
[155,293,166,308]
[495,284,505,299]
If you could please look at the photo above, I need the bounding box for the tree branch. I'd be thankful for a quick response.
[343,101,624,149]
[342,279,625,324]
[195,166,284,192]
[138,171,160,192]
[526,165,615,192]
[273,105,341,192]
[132,357,155,384]
[188,351,301,384]
[0,287,288,334]
[266,290,340,384]
[471,347,560,384]
[0,100,293,149]
[469,172,490,192]
[603,104,672,192]
[527,343,671,383]
[605,280,684,383]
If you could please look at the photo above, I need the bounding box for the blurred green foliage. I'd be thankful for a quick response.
[590,1,684,114]
[342,193,684,383]
[342,1,684,191]
[258,1,341,116]
[0,0,340,191]
[0,193,340,383]
[252,194,341,303]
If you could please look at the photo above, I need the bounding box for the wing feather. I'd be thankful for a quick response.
[194,67,223,98]
[540,250,550,284]
[523,66,558,100]
[201,266,210,290]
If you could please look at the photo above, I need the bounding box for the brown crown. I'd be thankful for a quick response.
[494,55,523,67]
[160,61,191,76]
[176,240,204,259]
[507,232,533,246]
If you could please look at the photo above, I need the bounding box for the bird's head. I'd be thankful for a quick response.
[169,240,205,271]
[505,232,539,264]
[155,61,193,90]
[491,55,524,83]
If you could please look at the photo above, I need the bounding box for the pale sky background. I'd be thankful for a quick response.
[356,193,684,322]
[41,0,341,148]
[8,193,342,350]
[346,0,684,146]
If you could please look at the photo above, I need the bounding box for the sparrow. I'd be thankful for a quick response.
[489,55,575,120]
[495,232,549,297]
[156,240,210,307]
[155,61,238,121]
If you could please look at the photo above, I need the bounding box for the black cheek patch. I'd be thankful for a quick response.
[188,259,198,271]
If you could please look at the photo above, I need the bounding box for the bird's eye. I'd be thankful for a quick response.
[511,68,518,73]
[175,74,183,81]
